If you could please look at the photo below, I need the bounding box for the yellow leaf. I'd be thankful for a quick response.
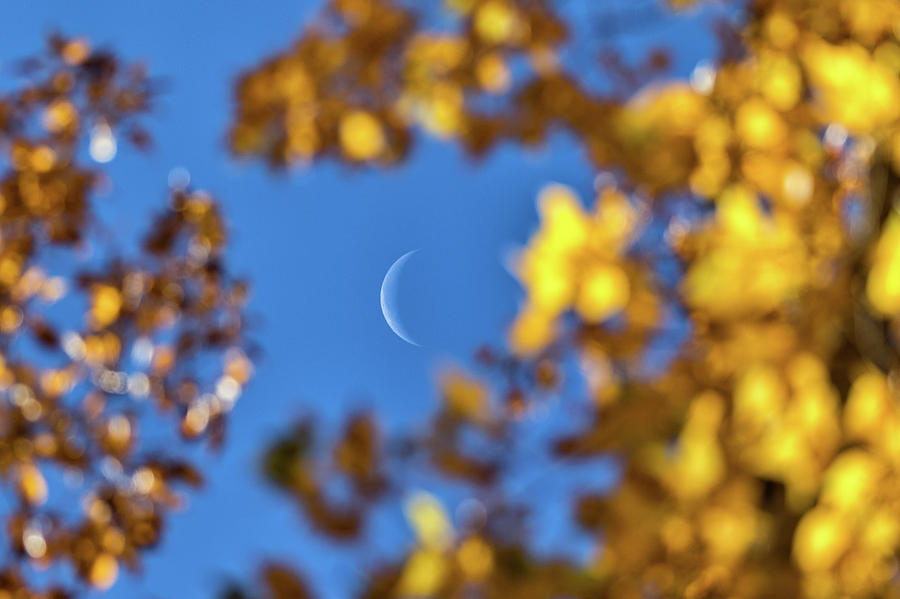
[757,52,802,111]
[734,365,787,433]
[867,213,900,315]
[508,305,554,356]
[803,40,900,133]
[474,1,517,44]
[339,110,385,161]
[43,99,78,133]
[457,537,493,580]
[224,349,253,384]
[61,38,91,65]
[793,507,850,571]
[735,98,786,149]
[30,146,57,173]
[91,284,123,329]
[19,463,47,506]
[89,553,119,590]
[441,371,488,421]
[575,263,630,322]
[476,53,510,93]
[397,548,447,597]
[844,371,891,443]
[820,450,880,512]
[404,491,452,549]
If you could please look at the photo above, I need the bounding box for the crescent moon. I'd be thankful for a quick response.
[381,250,421,346]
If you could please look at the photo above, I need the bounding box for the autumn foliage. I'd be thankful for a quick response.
[0,36,251,596]
[6,0,900,597]
[226,0,900,597]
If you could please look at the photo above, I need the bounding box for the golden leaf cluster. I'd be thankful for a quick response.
[0,35,252,596]
[224,1,900,598]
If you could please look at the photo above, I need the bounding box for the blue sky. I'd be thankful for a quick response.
[1,2,723,597]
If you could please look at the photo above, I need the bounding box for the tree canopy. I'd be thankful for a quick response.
[5,1,900,598]
[0,36,251,597]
